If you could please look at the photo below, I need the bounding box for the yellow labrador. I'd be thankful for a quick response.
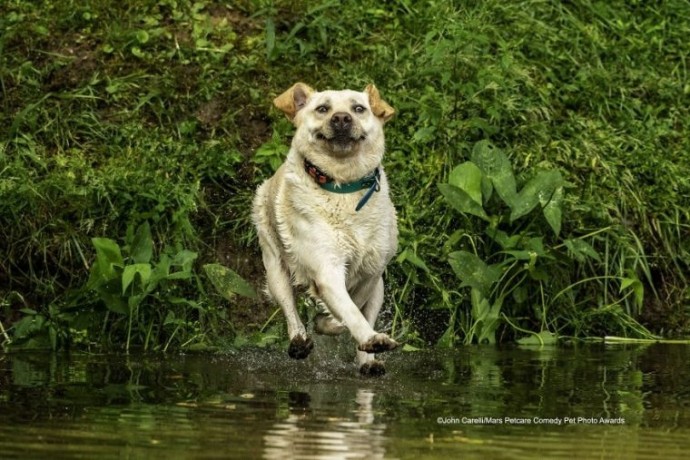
[252,83,399,375]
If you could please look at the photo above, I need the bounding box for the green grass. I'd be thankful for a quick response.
[1,0,688,351]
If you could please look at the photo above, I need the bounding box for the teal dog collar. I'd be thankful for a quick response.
[303,158,381,211]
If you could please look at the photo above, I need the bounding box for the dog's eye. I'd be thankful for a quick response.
[316,105,329,114]
[353,104,366,113]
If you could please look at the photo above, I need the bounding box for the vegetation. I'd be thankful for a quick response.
[1,0,688,351]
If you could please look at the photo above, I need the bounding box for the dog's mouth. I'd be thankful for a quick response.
[315,132,366,144]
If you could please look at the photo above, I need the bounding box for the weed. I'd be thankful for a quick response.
[439,141,654,344]
[1,0,689,350]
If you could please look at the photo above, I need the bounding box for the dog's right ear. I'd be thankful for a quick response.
[273,83,315,123]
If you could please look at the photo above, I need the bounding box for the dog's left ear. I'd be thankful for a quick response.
[365,84,395,123]
[273,82,315,123]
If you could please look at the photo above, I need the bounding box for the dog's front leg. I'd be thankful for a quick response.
[264,255,313,359]
[312,267,398,354]
[355,277,389,376]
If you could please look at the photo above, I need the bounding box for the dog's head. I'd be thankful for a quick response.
[274,83,394,157]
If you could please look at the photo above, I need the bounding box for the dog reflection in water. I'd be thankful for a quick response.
[263,388,385,459]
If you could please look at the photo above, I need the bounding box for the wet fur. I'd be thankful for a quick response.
[252,83,398,375]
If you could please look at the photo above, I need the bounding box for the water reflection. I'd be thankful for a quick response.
[0,344,689,459]
[264,389,385,459]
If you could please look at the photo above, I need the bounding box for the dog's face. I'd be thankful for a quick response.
[274,83,394,157]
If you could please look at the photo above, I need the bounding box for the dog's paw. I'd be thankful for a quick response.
[314,312,347,336]
[288,335,314,360]
[358,333,399,354]
[359,360,386,377]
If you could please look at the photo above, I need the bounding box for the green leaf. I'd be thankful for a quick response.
[509,182,541,222]
[470,289,502,344]
[470,288,491,322]
[90,238,123,284]
[502,250,534,261]
[402,343,421,352]
[486,228,521,249]
[448,162,483,205]
[517,330,558,346]
[470,140,517,206]
[92,237,123,267]
[528,267,549,281]
[122,263,152,294]
[620,278,636,291]
[443,229,466,253]
[412,125,436,143]
[172,250,198,271]
[510,170,564,222]
[164,311,177,325]
[97,290,128,314]
[438,184,489,221]
[436,323,456,348]
[130,222,153,264]
[166,250,198,280]
[542,185,564,236]
[397,247,430,272]
[564,239,601,262]
[448,251,501,297]
[131,46,145,58]
[496,237,547,262]
[166,271,193,280]
[524,236,547,256]
[149,254,171,286]
[508,170,564,226]
[128,294,145,311]
[620,272,644,309]
[13,314,44,339]
[244,331,280,348]
[203,263,258,300]
[136,30,149,44]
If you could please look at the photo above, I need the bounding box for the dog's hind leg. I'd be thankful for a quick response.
[314,311,347,335]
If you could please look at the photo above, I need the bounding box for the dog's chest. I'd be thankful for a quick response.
[319,194,391,247]
[293,190,396,273]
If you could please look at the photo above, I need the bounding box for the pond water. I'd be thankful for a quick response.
[1,341,689,459]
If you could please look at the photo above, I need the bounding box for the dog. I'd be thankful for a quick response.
[252,82,399,376]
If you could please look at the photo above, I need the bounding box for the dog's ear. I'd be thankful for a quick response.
[365,84,395,123]
[273,82,315,122]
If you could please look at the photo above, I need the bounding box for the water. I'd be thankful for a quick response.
[1,343,689,459]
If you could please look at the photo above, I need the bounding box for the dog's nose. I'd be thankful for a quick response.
[330,112,352,131]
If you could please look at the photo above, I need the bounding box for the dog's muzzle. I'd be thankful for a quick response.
[314,112,366,147]
[330,112,355,144]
